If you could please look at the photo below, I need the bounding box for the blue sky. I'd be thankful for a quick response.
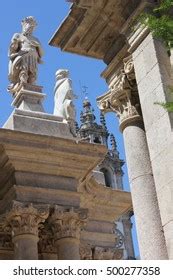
[0,0,139,257]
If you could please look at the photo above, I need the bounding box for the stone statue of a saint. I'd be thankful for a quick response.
[8,16,43,95]
[53,69,76,121]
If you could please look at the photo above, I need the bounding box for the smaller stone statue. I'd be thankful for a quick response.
[53,69,77,121]
[8,16,43,95]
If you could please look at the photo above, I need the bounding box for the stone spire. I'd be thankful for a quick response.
[78,97,108,145]
[110,133,117,152]
[80,98,96,125]
[100,111,107,130]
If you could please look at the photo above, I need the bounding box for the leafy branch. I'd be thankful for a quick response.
[140,0,173,112]
[140,0,173,50]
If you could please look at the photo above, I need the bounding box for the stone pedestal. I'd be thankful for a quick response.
[12,84,45,112]
[6,202,49,260]
[50,207,87,260]
[3,84,74,139]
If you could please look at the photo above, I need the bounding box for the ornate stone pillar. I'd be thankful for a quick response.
[50,207,87,260]
[121,213,135,259]
[97,56,168,259]
[6,202,49,260]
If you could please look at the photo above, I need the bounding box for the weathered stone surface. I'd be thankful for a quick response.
[49,0,141,60]
[131,32,173,258]
[6,202,49,260]
[3,109,74,139]
[123,124,168,259]
[79,175,132,222]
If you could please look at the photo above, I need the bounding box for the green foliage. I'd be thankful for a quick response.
[140,0,173,49]
[140,1,173,112]
[154,0,173,11]
[155,102,173,112]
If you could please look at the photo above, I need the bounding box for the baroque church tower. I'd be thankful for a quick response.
[77,98,135,259]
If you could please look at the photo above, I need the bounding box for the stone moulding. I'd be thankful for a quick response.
[79,174,132,222]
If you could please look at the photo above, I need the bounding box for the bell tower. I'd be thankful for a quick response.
[77,98,135,259]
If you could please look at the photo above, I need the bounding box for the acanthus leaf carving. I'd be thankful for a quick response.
[6,202,49,237]
[97,56,142,131]
[50,206,88,240]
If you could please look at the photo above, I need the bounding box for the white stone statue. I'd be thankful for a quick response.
[53,69,76,121]
[8,16,43,95]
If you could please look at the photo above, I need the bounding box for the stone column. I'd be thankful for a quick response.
[51,207,87,260]
[6,202,49,260]
[127,28,173,259]
[97,56,168,259]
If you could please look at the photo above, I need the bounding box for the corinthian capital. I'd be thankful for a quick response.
[50,206,88,240]
[6,202,49,237]
[97,56,142,132]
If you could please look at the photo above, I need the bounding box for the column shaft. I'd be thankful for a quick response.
[13,234,39,260]
[123,123,168,259]
[57,238,80,260]
[132,34,173,259]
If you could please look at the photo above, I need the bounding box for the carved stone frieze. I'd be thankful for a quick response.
[6,202,49,237]
[50,206,88,240]
[94,246,123,260]
[97,56,142,132]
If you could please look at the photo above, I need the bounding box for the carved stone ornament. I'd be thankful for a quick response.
[38,223,56,254]
[113,224,124,249]
[97,56,142,132]
[0,217,13,250]
[80,243,92,260]
[6,202,49,237]
[8,16,43,96]
[93,246,123,260]
[50,206,88,240]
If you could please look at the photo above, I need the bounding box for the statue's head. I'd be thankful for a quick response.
[21,16,37,35]
[55,69,69,80]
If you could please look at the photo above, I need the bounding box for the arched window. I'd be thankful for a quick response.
[93,136,101,144]
[100,168,112,188]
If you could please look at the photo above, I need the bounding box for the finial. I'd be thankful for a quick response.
[100,111,107,128]
[75,121,79,134]
[80,111,84,123]
[110,133,117,151]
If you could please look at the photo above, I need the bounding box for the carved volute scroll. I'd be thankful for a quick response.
[50,206,88,241]
[97,56,142,132]
[6,202,49,237]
